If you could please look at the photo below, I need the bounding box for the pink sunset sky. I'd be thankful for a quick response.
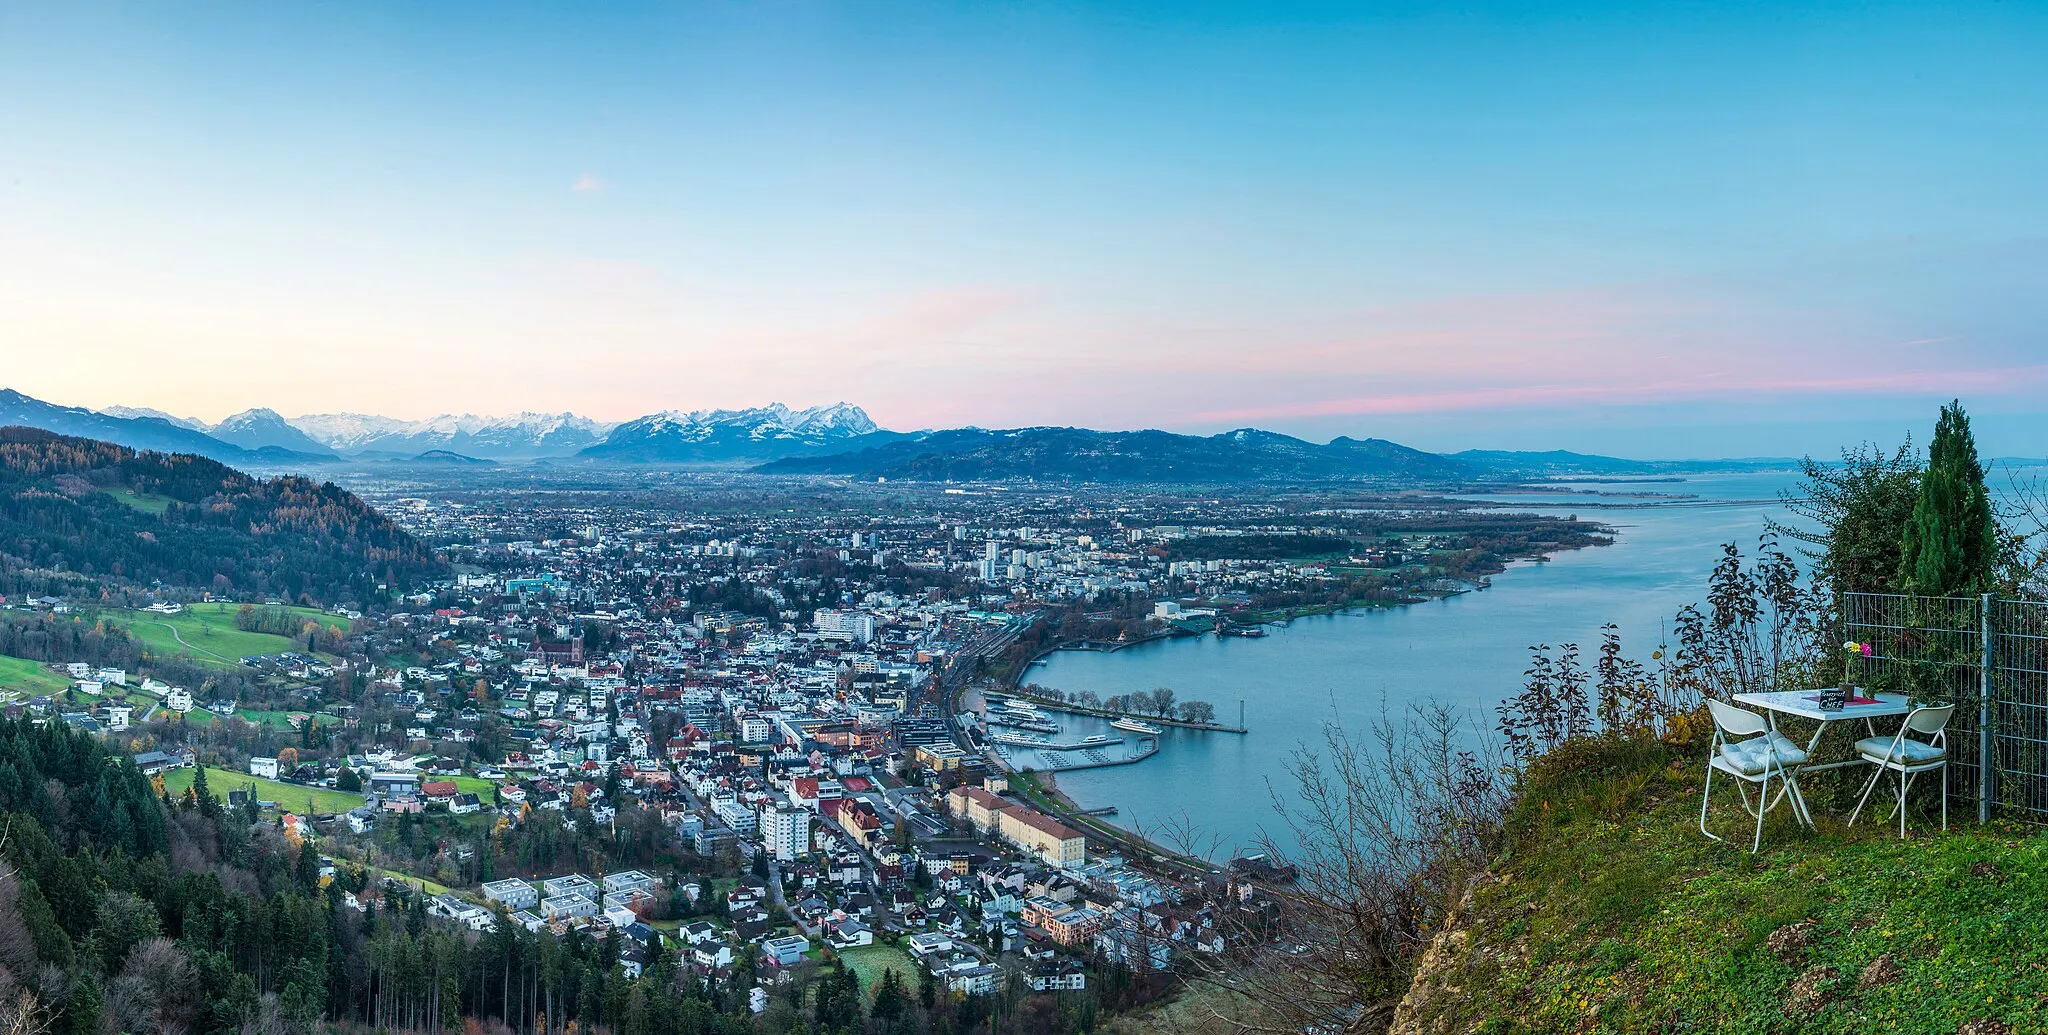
[3,2,2044,457]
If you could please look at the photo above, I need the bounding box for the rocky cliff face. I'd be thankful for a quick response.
[1388,883,1489,1035]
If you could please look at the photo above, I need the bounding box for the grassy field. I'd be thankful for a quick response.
[108,488,173,515]
[163,765,366,815]
[1397,730,2048,1034]
[838,944,919,993]
[0,656,71,696]
[450,775,499,797]
[236,709,342,730]
[105,602,350,666]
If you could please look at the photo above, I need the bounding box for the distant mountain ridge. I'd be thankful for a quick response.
[578,402,901,463]
[210,407,335,455]
[0,390,328,465]
[757,426,1477,483]
[288,411,616,458]
[0,387,1795,483]
[99,405,208,431]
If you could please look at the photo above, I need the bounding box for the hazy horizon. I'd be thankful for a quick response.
[4,1,2044,458]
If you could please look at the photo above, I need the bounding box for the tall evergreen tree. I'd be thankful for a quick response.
[1900,401,1999,597]
[192,763,221,821]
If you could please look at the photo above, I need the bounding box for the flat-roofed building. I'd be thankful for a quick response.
[912,743,966,771]
[482,879,539,911]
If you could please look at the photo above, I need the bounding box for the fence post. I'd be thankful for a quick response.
[1980,593,1994,824]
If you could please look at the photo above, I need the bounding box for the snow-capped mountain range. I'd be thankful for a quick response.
[287,411,618,458]
[579,402,899,462]
[82,399,889,461]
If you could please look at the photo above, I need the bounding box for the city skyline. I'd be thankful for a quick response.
[4,1,2045,457]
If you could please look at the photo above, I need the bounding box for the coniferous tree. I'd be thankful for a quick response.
[1900,401,1999,597]
[62,972,101,1035]
[188,762,218,819]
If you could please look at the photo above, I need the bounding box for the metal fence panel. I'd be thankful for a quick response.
[1841,592,2048,823]
[1992,598,2048,820]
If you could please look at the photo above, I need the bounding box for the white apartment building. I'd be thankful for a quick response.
[813,609,877,644]
[760,805,813,862]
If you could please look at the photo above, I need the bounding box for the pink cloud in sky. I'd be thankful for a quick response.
[571,173,606,192]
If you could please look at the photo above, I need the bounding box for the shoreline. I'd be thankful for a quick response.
[1006,769,1223,880]
[1010,556,1587,850]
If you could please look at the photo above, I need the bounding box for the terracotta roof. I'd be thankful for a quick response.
[1003,806,1083,843]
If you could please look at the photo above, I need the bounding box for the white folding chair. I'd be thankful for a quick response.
[1701,698,1811,853]
[1849,704,1954,837]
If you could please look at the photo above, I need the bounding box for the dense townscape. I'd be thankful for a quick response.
[0,434,1610,1035]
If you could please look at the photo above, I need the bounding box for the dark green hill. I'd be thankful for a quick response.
[756,426,1474,483]
[0,426,443,603]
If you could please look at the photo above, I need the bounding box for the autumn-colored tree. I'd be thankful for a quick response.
[276,746,298,767]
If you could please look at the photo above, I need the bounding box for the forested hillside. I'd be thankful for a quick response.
[0,427,442,603]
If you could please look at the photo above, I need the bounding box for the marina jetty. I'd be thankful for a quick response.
[1000,686,1249,734]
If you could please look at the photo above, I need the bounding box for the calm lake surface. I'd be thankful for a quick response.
[1033,471,1806,857]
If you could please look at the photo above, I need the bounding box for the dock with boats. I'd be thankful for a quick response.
[988,730,1132,752]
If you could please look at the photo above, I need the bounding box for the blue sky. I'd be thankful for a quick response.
[2,1,2043,457]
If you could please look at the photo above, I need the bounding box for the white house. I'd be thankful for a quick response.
[166,688,194,713]
[249,757,280,780]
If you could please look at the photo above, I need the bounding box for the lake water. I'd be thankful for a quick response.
[1032,471,1807,857]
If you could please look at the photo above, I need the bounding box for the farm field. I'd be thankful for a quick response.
[838,944,919,992]
[103,602,350,666]
[0,655,71,696]
[163,765,366,815]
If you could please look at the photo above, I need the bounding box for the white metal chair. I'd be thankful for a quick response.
[1849,704,1954,837]
[1701,698,1812,853]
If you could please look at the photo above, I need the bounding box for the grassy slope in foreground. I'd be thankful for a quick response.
[163,765,367,815]
[106,602,349,665]
[0,655,72,695]
[1396,730,2048,1034]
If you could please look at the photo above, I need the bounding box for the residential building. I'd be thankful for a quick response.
[996,807,1088,869]
[760,805,813,862]
[482,879,540,911]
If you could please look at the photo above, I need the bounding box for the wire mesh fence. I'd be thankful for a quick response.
[1841,592,2048,823]
[1992,598,2048,819]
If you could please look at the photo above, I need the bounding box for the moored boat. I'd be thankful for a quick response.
[1110,717,1163,735]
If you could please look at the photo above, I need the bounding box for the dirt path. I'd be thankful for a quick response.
[151,621,236,663]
